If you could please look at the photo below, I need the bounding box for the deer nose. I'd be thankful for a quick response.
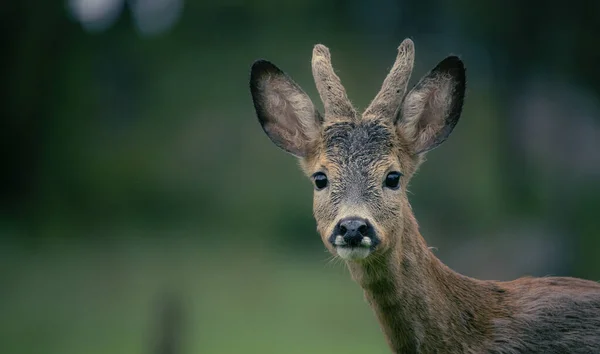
[338,218,370,247]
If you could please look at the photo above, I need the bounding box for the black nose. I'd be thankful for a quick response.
[338,218,370,247]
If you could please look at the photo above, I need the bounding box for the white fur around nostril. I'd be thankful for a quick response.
[334,235,347,246]
[361,237,372,247]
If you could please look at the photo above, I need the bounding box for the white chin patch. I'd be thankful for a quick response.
[336,246,371,260]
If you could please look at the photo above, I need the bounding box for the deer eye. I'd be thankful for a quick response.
[384,171,402,190]
[312,172,328,190]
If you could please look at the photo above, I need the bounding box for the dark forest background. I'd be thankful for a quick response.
[2,1,600,353]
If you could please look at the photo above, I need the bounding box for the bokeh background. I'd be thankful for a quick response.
[2,0,600,353]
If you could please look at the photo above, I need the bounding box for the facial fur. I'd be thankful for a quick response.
[300,119,419,261]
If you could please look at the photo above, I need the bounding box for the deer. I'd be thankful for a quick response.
[248,38,600,353]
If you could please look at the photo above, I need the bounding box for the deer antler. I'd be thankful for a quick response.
[363,38,415,121]
[311,44,356,120]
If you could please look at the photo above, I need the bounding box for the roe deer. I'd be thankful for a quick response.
[249,39,600,353]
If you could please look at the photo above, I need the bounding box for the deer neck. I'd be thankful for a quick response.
[345,209,495,353]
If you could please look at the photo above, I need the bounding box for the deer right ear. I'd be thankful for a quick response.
[397,56,466,154]
[250,60,322,158]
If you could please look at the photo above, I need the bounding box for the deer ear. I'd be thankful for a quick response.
[250,60,322,157]
[397,56,465,154]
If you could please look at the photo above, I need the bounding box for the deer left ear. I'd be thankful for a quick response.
[250,60,322,158]
[397,56,465,154]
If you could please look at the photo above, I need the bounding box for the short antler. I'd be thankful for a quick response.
[312,44,356,120]
[363,38,415,121]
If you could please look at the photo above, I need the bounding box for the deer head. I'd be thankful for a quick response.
[250,39,465,262]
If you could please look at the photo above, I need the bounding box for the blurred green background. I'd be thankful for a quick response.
[2,0,600,353]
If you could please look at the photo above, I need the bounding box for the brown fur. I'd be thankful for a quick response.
[249,39,600,353]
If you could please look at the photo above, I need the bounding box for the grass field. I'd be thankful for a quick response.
[0,235,389,354]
